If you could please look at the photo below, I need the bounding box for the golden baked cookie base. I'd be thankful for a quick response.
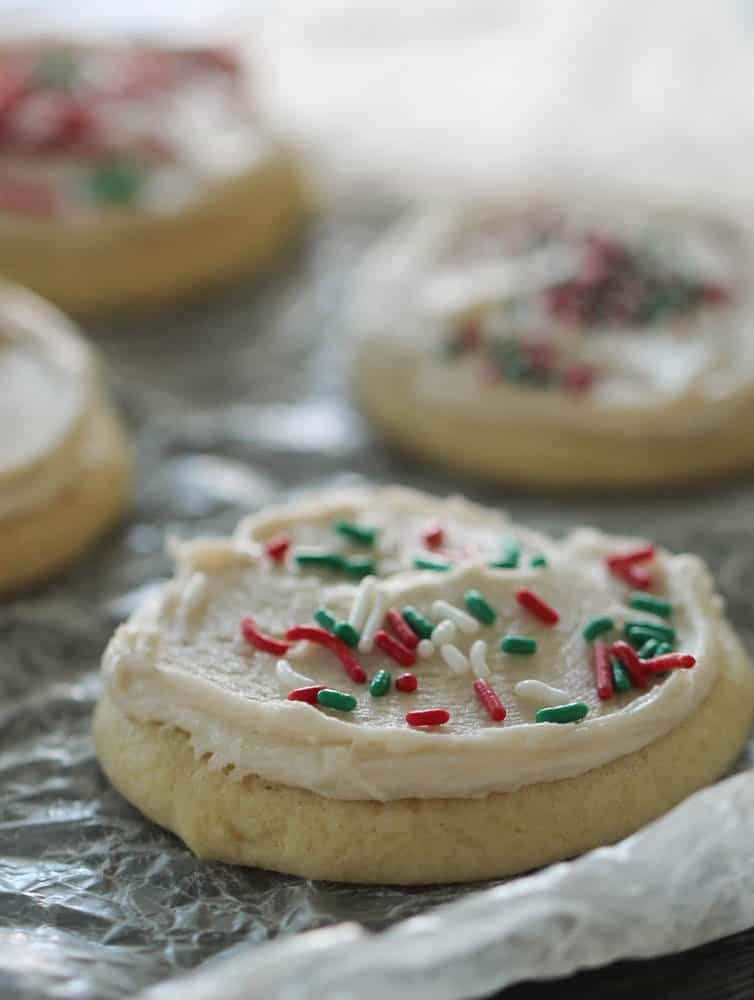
[0,151,308,313]
[94,645,754,885]
[0,404,131,595]
[355,365,754,490]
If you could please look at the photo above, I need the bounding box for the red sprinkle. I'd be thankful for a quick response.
[374,629,417,667]
[640,653,696,673]
[702,283,730,305]
[241,615,290,656]
[191,47,242,74]
[606,546,655,589]
[395,672,418,692]
[287,685,326,704]
[285,625,367,684]
[406,708,450,727]
[593,641,614,701]
[611,640,649,688]
[422,523,444,549]
[384,608,419,650]
[561,363,595,395]
[472,679,506,722]
[265,533,291,563]
[0,67,29,120]
[0,176,57,217]
[618,563,653,590]
[606,545,656,569]
[515,588,559,625]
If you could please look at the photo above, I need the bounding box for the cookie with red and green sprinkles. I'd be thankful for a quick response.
[352,201,754,489]
[95,486,754,884]
[0,42,307,311]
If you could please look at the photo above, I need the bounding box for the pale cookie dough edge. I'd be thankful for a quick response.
[354,359,754,491]
[93,638,754,885]
[0,403,131,594]
[0,149,309,314]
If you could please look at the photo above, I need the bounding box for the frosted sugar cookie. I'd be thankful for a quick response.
[94,486,753,883]
[352,202,754,488]
[0,43,307,311]
[0,283,131,594]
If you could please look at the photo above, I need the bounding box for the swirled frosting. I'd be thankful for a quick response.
[352,203,754,439]
[101,486,731,801]
[0,282,102,518]
[0,44,271,219]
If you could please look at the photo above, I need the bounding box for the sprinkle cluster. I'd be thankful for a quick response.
[443,222,732,396]
[249,523,697,733]
[0,45,241,216]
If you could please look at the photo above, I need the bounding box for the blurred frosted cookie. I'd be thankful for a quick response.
[0,283,130,594]
[352,201,753,488]
[0,43,307,311]
[94,486,753,883]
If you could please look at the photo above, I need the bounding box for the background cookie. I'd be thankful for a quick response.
[352,201,754,489]
[0,283,131,593]
[0,43,308,312]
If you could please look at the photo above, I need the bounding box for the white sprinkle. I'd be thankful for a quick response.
[431,619,457,646]
[417,638,436,659]
[155,583,180,619]
[358,589,387,653]
[432,600,479,635]
[177,572,209,636]
[441,643,470,675]
[183,571,209,615]
[514,680,568,708]
[469,639,490,678]
[348,575,376,630]
[276,659,315,691]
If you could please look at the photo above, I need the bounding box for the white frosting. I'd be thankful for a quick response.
[0,46,274,220]
[102,487,731,801]
[352,203,754,440]
[0,283,102,518]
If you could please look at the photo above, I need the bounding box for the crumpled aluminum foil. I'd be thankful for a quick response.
[141,770,754,1000]
[2,213,754,1000]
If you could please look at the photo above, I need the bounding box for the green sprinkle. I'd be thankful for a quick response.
[529,554,548,568]
[334,520,377,546]
[501,635,537,655]
[464,589,496,625]
[316,689,357,712]
[489,541,519,569]
[629,593,673,618]
[637,638,659,659]
[414,557,453,572]
[369,669,391,697]
[611,657,632,693]
[34,50,77,89]
[314,608,336,632]
[89,160,143,205]
[334,621,360,647]
[654,641,673,656]
[343,557,376,579]
[295,551,346,572]
[402,606,434,639]
[582,615,614,641]
[625,620,676,645]
[535,702,589,724]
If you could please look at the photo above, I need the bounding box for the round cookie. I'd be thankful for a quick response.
[0,282,131,594]
[351,201,754,489]
[95,487,754,883]
[0,44,308,312]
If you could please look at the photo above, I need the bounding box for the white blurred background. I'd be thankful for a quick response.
[4,0,754,212]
